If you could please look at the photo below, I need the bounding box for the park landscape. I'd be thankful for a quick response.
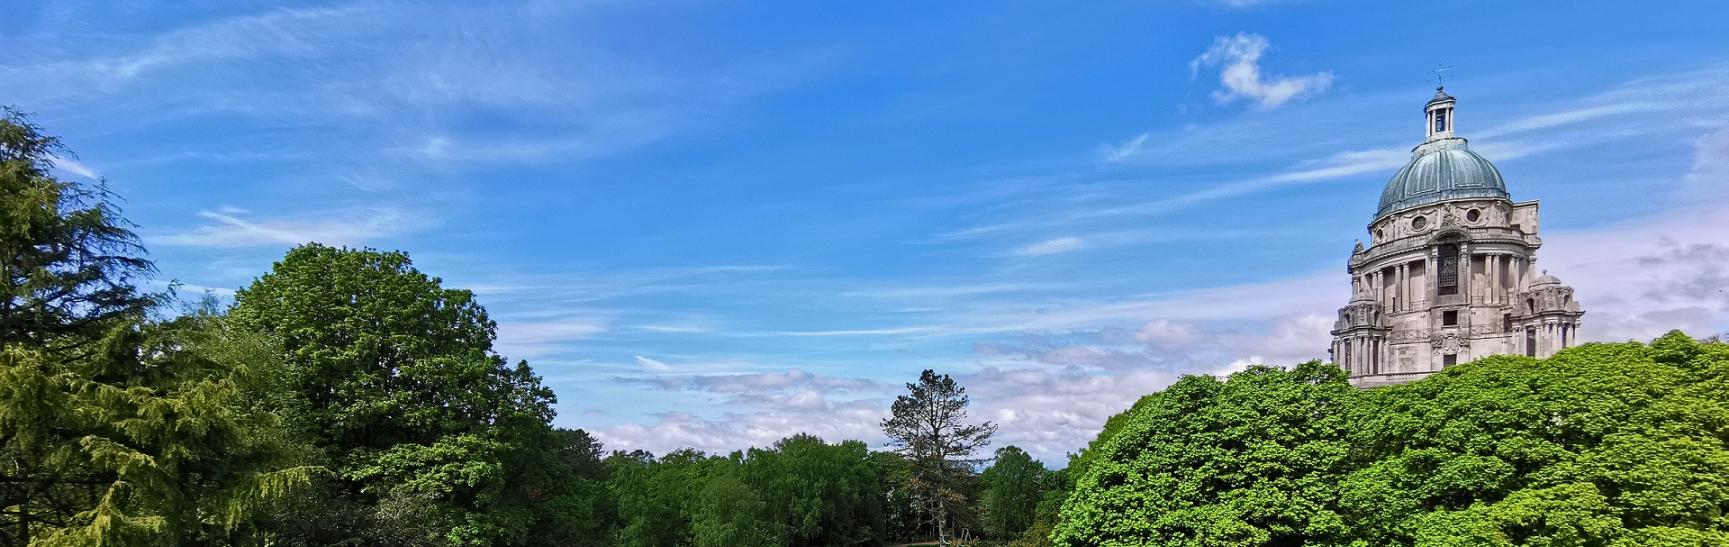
[4,1,1729,546]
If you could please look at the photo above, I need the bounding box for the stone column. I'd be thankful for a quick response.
[1355,337,1364,374]
[1428,248,1440,303]
[1399,262,1409,311]
[1487,253,1498,304]
[1459,243,1473,304]
[1516,255,1527,290]
[1372,271,1381,307]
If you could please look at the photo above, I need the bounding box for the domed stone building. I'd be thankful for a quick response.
[1330,87,1584,387]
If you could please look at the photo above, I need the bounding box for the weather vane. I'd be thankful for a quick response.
[1431,63,1456,89]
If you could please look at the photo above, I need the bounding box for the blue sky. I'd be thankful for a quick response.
[5,0,1729,461]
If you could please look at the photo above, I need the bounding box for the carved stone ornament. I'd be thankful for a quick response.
[1440,208,1461,229]
[1430,332,1468,353]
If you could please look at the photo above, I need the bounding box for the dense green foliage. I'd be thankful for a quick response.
[1054,361,1355,545]
[1009,467,1072,547]
[1340,332,1729,546]
[602,435,903,547]
[231,244,578,545]
[979,446,1046,540]
[1054,335,1729,547]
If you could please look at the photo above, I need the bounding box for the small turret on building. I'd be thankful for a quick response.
[1330,87,1585,387]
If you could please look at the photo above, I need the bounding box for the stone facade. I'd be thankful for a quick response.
[1330,88,1584,387]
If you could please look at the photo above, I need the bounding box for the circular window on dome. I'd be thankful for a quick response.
[1376,228,1385,241]
[1412,216,1428,231]
[1466,209,1481,223]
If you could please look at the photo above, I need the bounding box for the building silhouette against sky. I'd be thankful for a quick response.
[1331,87,1585,387]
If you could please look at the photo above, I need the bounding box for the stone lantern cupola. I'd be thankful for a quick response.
[1425,86,1456,142]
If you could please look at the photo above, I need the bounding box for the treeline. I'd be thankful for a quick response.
[1054,333,1729,546]
[14,108,1728,547]
[0,110,1063,546]
[587,435,1057,546]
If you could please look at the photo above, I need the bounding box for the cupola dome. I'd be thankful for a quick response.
[1375,87,1511,219]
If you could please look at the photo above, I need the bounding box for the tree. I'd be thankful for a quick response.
[1340,332,1729,545]
[1056,334,1729,546]
[881,369,997,545]
[979,446,1045,540]
[691,469,778,547]
[1053,361,1356,546]
[0,107,153,353]
[230,244,568,545]
[1009,467,1072,547]
[0,110,313,546]
[738,434,889,546]
[607,449,721,547]
[0,312,322,546]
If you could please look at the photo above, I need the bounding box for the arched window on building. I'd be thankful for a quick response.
[1437,243,1460,296]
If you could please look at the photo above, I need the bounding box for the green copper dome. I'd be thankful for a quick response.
[1375,138,1509,219]
[1376,87,1510,219]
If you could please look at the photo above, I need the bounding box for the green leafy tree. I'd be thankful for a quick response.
[607,449,723,547]
[1053,361,1356,546]
[738,434,889,546]
[882,369,997,545]
[230,244,568,545]
[1057,334,1729,546]
[0,108,153,354]
[1340,332,1729,545]
[869,449,923,542]
[1009,466,1072,547]
[692,468,779,547]
[525,428,614,546]
[979,446,1045,540]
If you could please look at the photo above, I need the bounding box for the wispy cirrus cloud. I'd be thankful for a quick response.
[48,154,100,179]
[1099,133,1150,163]
[493,316,610,360]
[2,1,831,172]
[1013,236,1087,257]
[150,206,430,248]
[1191,33,1332,109]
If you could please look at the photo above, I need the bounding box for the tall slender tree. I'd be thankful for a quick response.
[881,369,996,545]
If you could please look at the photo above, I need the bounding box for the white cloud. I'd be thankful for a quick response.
[1070,146,1407,222]
[48,154,100,179]
[1540,130,1729,341]
[492,317,609,359]
[590,367,895,455]
[644,369,890,395]
[1099,133,1150,162]
[1134,319,1205,348]
[1209,0,1291,8]
[592,399,890,456]
[635,355,673,372]
[1191,33,1332,109]
[1014,236,1086,257]
[151,206,427,248]
[959,366,1180,461]
[632,324,715,334]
